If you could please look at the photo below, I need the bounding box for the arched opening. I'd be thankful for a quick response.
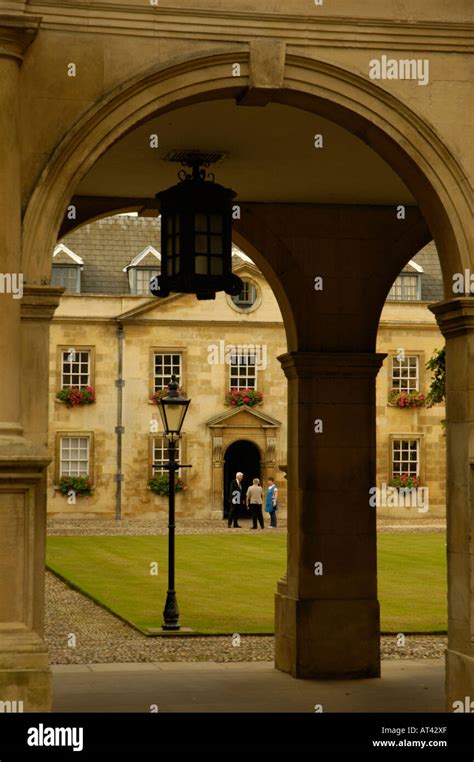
[12,48,472,711]
[223,440,261,521]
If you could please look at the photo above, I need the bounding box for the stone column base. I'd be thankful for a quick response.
[446,649,474,711]
[275,591,380,679]
[0,629,52,711]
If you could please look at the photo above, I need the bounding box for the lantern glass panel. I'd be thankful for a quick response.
[210,257,223,275]
[175,257,180,273]
[210,215,223,233]
[195,234,207,253]
[196,256,207,275]
[175,237,180,255]
[167,259,173,276]
[210,236,222,254]
[195,213,207,232]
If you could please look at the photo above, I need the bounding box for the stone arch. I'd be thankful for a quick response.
[23,48,471,300]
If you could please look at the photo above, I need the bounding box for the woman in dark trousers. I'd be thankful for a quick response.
[246,478,264,529]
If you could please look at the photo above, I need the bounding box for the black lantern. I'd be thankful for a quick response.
[151,159,243,301]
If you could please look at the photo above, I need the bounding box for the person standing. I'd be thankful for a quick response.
[228,471,244,528]
[265,477,279,528]
[246,478,264,530]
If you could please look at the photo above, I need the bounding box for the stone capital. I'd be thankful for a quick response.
[430,298,474,338]
[0,14,41,63]
[20,285,63,322]
[277,351,387,381]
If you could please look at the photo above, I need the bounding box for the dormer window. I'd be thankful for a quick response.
[123,246,161,296]
[51,244,83,293]
[387,260,423,302]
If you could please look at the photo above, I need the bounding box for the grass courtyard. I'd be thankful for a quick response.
[46,533,447,635]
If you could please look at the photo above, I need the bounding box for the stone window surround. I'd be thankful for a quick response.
[387,350,426,400]
[56,345,95,391]
[149,347,187,394]
[226,276,262,314]
[53,430,95,486]
[229,351,258,392]
[148,432,187,482]
[389,433,425,485]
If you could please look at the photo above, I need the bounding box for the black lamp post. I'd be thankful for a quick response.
[150,158,243,301]
[157,375,191,630]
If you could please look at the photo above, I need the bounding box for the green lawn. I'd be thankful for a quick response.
[46,533,447,634]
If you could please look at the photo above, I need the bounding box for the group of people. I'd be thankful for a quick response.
[228,472,278,530]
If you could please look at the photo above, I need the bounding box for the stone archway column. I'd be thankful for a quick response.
[0,16,54,712]
[275,351,385,678]
[430,298,474,709]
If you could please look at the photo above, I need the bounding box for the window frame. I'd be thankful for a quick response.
[54,431,94,485]
[149,433,186,480]
[387,272,421,302]
[226,277,262,314]
[56,345,95,391]
[150,348,186,394]
[389,434,425,484]
[129,266,161,296]
[229,351,258,391]
[51,264,82,294]
[390,354,420,394]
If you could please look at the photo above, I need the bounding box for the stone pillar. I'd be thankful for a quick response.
[275,351,385,678]
[430,298,474,709]
[0,16,54,712]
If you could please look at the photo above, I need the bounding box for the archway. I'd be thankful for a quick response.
[10,46,472,709]
[223,440,261,521]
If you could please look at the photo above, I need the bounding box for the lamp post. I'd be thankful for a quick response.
[157,375,191,630]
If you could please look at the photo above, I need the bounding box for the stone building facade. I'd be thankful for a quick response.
[47,215,446,520]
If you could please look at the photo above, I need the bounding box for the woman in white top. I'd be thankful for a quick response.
[246,478,264,529]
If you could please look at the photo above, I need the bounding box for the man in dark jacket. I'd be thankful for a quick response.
[228,471,244,528]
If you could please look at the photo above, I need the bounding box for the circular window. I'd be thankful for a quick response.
[229,279,260,312]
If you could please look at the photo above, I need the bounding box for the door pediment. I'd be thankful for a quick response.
[206,405,281,430]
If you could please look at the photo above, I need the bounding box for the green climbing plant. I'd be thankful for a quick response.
[425,347,446,408]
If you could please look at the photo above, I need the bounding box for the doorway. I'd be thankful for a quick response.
[223,440,261,520]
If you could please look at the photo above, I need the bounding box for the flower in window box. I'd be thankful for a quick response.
[388,390,425,408]
[56,385,96,408]
[149,388,186,405]
[389,474,420,491]
[148,473,186,496]
[58,476,94,497]
[225,388,263,408]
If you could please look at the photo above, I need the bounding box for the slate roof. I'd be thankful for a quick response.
[411,241,444,302]
[57,214,444,302]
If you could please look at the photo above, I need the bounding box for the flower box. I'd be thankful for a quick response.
[225,388,263,407]
[388,390,425,408]
[56,386,96,408]
[149,474,187,496]
[389,474,420,490]
[58,476,94,497]
[149,388,186,405]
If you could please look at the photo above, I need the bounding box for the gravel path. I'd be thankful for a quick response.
[44,572,446,665]
[47,517,445,536]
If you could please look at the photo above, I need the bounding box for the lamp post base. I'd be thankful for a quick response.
[162,590,180,631]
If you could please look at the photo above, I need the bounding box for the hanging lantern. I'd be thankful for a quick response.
[151,159,243,301]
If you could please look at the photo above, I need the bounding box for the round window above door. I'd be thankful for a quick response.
[227,279,261,313]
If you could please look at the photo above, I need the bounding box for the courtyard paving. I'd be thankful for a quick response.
[52,659,445,713]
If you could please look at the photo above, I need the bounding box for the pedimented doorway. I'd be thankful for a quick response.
[206,405,284,521]
[223,440,261,520]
